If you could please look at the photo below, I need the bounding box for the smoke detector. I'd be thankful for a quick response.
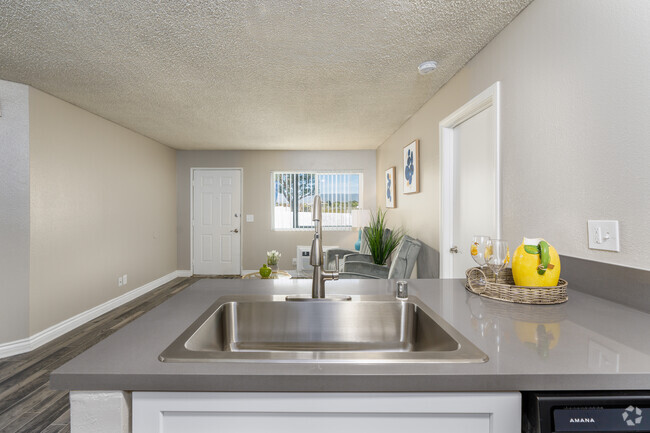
[418,61,438,75]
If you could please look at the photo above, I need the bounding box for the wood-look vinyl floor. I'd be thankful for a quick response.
[0,275,203,433]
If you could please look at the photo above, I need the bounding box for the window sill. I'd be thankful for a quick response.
[272,227,354,232]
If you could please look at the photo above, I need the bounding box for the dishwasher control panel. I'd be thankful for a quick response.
[524,391,650,433]
[554,406,647,431]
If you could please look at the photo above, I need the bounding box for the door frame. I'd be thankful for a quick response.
[190,167,244,275]
[438,82,501,278]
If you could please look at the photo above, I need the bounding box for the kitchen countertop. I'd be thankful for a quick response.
[51,278,650,392]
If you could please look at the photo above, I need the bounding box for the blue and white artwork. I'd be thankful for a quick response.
[385,167,395,208]
[403,140,419,194]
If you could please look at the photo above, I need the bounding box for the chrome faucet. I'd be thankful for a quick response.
[310,195,339,298]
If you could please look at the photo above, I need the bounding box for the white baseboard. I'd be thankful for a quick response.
[0,270,187,359]
[0,338,32,359]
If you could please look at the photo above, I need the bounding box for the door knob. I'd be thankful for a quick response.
[231,228,239,233]
[450,246,459,253]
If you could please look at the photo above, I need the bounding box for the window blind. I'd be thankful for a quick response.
[272,172,361,230]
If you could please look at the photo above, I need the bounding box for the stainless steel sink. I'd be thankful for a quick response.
[159,295,488,363]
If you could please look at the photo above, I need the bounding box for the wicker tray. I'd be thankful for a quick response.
[465,267,568,305]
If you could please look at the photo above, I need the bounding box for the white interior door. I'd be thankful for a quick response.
[440,83,500,278]
[451,107,497,277]
[192,169,241,275]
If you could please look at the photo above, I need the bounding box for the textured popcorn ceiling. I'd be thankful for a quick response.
[0,0,532,150]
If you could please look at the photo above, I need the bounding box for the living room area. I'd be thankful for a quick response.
[177,148,426,281]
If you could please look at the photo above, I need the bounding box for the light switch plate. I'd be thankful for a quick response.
[588,220,620,252]
[246,214,254,222]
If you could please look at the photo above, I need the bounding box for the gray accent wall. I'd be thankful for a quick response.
[177,150,376,271]
[0,80,30,344]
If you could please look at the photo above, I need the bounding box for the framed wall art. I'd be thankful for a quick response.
[385,167,396,208]
[403,139,419,194]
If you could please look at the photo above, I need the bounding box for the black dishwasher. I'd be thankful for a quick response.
[523,391,650,433]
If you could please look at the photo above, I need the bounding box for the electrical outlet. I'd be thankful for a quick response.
[292,258,297,265]
[123,274,128,285]
[118,276,123,287]
[588,220,620,252]
[246,214,254,222]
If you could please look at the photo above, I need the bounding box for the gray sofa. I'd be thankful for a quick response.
[338,235,422,279]
[324,227,390,271]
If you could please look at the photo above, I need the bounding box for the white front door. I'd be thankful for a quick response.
[192,169,242,275]
[440,83,500,278]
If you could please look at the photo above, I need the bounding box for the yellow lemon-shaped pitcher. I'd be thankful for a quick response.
[512,237,561,287]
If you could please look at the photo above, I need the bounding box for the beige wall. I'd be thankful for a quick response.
[0,80,30,344]
[29,88,178,335]
[376,0,650,273]
[177,150,376,271]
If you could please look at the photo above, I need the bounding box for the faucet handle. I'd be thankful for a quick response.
[329,255,339,281]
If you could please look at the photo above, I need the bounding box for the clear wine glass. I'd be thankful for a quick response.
[470,235,491,284]
[470,235,491,269]
[485,239,509,283]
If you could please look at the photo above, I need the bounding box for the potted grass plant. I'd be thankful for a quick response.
[364,209,404,265]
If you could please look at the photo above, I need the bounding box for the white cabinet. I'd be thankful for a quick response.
[133,392,521,433]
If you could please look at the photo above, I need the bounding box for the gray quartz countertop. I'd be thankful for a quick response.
[51,278,650,392]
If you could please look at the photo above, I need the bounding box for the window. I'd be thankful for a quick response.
[272,171,362,230]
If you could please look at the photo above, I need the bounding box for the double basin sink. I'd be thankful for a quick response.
[159,295,488,363]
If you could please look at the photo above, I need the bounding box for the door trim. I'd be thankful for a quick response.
[190,168,244,275]
[439,82,501,278]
